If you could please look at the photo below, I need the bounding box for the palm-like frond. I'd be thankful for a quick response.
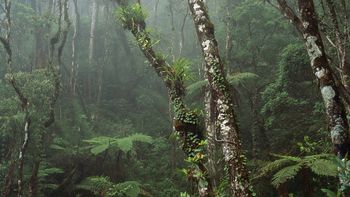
[84,133,153,155]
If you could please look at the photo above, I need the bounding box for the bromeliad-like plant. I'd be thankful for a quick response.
[117,4,147,30]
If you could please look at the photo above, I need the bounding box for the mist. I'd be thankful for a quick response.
[0,0,348,196]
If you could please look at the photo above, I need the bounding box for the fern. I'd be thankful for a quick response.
[186,80,207,98]
[271,164,302,187]
[257,158,294,179]
[227,72,260,87]
[78,176,114,195]
[186,72,260,98]
[308,159,338,177]
[84,133,153,155]
[259,153,338,188]
[112,181,141,197]
[78,176,141,197]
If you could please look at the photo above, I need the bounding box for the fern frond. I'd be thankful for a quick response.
[271,164,302,187]
[271,153,302,162]
[113,181,141,197]
[227,72,260,87]
[307,159,338,177]
[186,80,207,98]
[257,158,295,178]
[85,134,152,155]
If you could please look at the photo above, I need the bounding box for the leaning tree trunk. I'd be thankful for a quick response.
[298,0,350,158]
[275,0,350,159]
[187,0,253,196]
[273,0,350,192]
[115,1,215,196]
[323,0,350,94]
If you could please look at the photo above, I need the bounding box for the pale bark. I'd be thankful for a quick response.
[187,0,252,196]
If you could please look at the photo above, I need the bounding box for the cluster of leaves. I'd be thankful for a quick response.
[83,133,153,155]
[78,176,141,197]
[170,58,193,83]
[117,4,147,30]
[257,153,337,187]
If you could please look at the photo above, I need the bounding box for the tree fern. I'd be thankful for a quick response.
[308,159,338,177]
[257,158,294,179]
[271,163,302,187]
[186,72,260,98]
[84,133,153,155]
[259,153,338,188]
[227,72,260,87]
[78,176,141,197]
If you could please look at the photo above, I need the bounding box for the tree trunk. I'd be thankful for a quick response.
[298,0,350,158]
[88,0,98,102]
[275,0,350,159]
[2,160,16,197]
[115,2,215,196]
[18,116,31,197]
[29,160,41,197]
[324,0,350,94]
[204,85,218,189]
[187,1,252,196]
[71,0,80,96]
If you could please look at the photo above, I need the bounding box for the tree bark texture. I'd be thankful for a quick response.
[187,0,253,196]
[275,0,350,159]
[115,1,215,196]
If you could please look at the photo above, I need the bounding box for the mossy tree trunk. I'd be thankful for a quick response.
[115,1,215,196]
[275,0,350,159]
[187,0,253,196]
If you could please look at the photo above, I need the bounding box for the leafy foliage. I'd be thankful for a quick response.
[84,133,153,155]
[258,153,338,187]
[78,176,141,197]
[117,3,148,29]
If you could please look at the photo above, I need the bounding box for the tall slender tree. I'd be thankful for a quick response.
[269,0,350,160]
[187,0,253,196]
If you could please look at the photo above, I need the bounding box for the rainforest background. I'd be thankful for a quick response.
[0,0,349,196]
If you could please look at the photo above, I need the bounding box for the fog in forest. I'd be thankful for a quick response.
[1,0,349,196]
